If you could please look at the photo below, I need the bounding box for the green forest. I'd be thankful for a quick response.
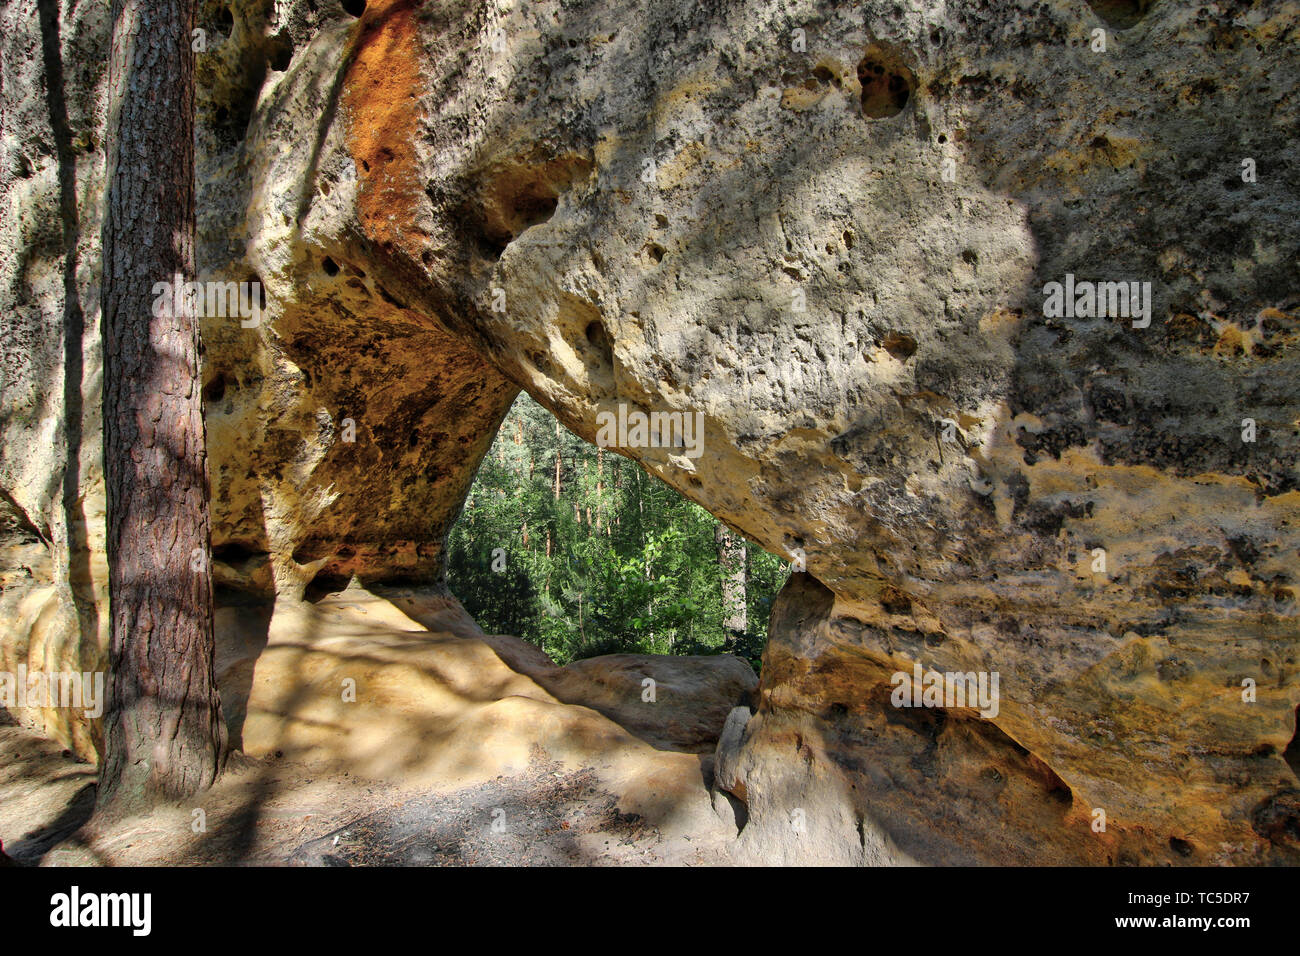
[446,394,788,669]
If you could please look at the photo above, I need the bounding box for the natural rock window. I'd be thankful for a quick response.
[447,393,786,668]
[857,47,914,119]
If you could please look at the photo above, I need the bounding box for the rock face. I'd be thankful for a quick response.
[237,583,750,783]
[2,0,1298,864]
[528,652,757,754]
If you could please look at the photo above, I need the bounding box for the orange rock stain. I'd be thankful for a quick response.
[341,0,427,261]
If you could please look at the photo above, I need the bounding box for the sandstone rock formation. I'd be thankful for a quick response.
[1,0,1297,864]
[237,582,750,793]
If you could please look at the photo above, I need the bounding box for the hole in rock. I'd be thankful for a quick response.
[202,372,228,405]
[294,543,360,598]
[716,789,749,833]
[321,255,340,276]
[468,155,593,258]
[508,192,557,236]
[247,274,267,310]
[213,541,264,565]
[879,585,912,615]
[1168,835,1194,857]
[268,32,294,72]
[447,392,789,669]
[1285,704,1300,780]
[1086,0,1153,30]
[881,331,918,360]
[584,320,609,351]
[857,47,914,119]
[341,0,367,17]
[205,20,301,146]
[1252,789,1300,845]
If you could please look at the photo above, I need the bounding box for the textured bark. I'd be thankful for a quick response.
[714,524,747,645]
[98,0,225,808]
[553,420,562,501]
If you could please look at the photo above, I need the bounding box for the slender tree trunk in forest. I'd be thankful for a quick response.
[583,459,591,527]
[595,448,604,532]
[553,420,562,500]
[98,0,226,809]
[715,524,748,651]
[613,462,620,529]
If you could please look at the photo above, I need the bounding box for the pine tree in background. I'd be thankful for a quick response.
[447,393,786,669]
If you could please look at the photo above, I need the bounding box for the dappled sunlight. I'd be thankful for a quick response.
[7,579,743,864]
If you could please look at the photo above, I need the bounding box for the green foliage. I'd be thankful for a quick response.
[446,394,786,668]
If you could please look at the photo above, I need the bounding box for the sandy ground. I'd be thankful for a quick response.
[0,585,744,866]
[0,725,731,865]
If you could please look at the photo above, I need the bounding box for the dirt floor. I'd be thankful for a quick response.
[0,721,732,865]
[0,585,746,866]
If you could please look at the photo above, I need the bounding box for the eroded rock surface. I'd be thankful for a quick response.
[234,581,743,856]
[1,0,1297,863]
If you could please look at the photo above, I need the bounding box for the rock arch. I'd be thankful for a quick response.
[1,0,1297,864]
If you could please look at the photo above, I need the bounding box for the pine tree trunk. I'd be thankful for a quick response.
[595,447,603,531]
[715,524,748,650]
[553,420,562,500]
[98,0,226,809]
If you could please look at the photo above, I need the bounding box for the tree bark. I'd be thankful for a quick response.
[553,420,562,500]
[596,447,604,532]
[715,524,748,650]
[98,0,226,809]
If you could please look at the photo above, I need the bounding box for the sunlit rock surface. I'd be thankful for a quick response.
[1,0,1296,863]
